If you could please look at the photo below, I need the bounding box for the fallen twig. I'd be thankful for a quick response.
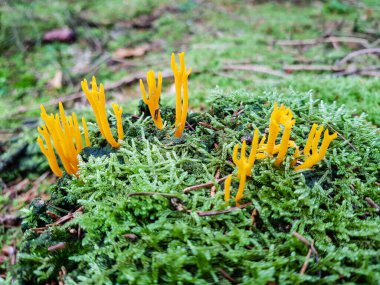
[326,124,357,151]
[292,232,319,262]
[198,122,219,131]
[300,248,313,275]
[0,215,21,227]
[365,197,380,212]
[284,64,345,72]
[223,64,288,78]
[48,242,66,252]
[274,36,370,48]
[210,169,220,197]
[128,192,178,198]
[183,175,229,193]
[337,48,380,65]
[196,202,252,216]
[30,206,84,233]
[218,268,237,284]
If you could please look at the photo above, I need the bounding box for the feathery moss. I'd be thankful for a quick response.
[18,89,379,284]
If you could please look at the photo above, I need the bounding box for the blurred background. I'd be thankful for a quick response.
[0,0,379,278]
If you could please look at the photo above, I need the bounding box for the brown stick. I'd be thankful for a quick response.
[223,64,288,78]
[210,169,220,197]
[218,268,237,284]
[183,175,229,193]
[48,242,66,252]
[300,248,312,275]
[196,202,252,216]
[198,122,219,131]
[326,123,357,151]
[337,48,380,65]
[275,36,370,48]
[127,192,178,198]
[365,197,380,211]
[283,64,345,72]
[292,232,319,258]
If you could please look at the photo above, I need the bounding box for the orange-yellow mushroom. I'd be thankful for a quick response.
[81,76,122,148]
[295,125,337,170]
[171,52,192,138]
[37,103,91,176]
[139,70,164,130]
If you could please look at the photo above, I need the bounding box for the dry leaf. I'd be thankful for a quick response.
[47,70,63,90]
[43,27,75,43]
[113,44,149,59]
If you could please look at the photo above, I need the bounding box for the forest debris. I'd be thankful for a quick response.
[292,232,319,261]
[47,70,63,90]
[183,175,229,193]
[0,215,21,227]
[128,192,178,198]
[48,242,66,252]
[284,64,345,72]
[43,27,75,43]
[123,234,138,241]
[274,36,370,48]
[196,202,252,216]
[223,64,288,78]
[113,44,150,59]
[210,169,220,197]
[365,197,380,212]
[218,268,237,284]
[337,48,380,65]
[300,248,313,275]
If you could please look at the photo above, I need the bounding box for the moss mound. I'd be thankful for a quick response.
[18,89,380,284]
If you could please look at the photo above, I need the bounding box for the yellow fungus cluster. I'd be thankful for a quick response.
[37,103,91,177]
[256,103,296,165]
[295,124,338,170]
[139,52,191,138]
[81,76,124,148]
[225,129,259,204]
[225,102,337,204]
[139,70,164,130]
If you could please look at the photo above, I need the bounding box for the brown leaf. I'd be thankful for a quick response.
[43,27,75,43]
[113,44,149,59]
[47,70,63,89]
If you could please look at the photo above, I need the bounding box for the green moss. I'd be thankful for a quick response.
[17,90,380,284]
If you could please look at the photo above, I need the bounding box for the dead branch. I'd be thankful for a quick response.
[218,268,237,284]
[127,192,178,198]
[183,175,229,193]
[365,197,380,212]
[337,48,380,65]
[326,123,357,151]
[196,202,252,216]
[283,64,345,72]
[274,36,370,48]
[222,64,288,78]
[300,248,313,275]
[48,242,66,252]
[292,232,319,261]
[210,169,220,197]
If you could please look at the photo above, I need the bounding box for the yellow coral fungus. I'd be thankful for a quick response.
[295,124,337,170]
[37,103,91,177]
[139,70,164,130]
[171,52,192,138]
[81,76,123,148]
[112,103,124,141]
[229,128,259,203]
[257,102,296,165]
[224,174,232,202]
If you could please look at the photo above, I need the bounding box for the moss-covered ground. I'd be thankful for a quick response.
[0,0,379,284]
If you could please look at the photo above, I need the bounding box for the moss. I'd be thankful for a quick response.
[16,90,380,284]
